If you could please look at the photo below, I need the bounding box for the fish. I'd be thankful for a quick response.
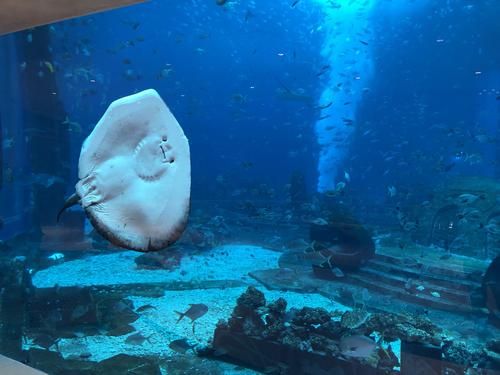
[291,0,301,7]
[340,335,376,358]
[2,137,14,150]
[315,101,333,110]
[216,0,228,5]
[175,303,208,323]
[43,61,54,73]
[336,181,346,192]
[169,338,197,354]
[70,305,89,322]
[330,266,344,278]
[316,64,331,77]
[125,332,152,345]
[135,304,156,313]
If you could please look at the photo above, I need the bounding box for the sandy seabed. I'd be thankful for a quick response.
[29,244,352,370]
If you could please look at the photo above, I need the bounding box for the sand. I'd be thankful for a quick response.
[29,243,399,372]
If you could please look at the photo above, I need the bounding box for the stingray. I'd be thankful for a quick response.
[59,89,191,252]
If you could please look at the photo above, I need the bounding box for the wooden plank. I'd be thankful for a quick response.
[0,354,47,375]
[0,0,148,36]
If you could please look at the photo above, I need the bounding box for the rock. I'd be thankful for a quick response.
[235,286,266,312]
[291,307,331,326]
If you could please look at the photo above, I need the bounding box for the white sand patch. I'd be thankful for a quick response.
[29,243,360,370]
[33,244,280,288]
[49,287,344,363]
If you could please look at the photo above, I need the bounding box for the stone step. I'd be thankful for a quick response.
[374,253,484,282]
[354,267,471,305]
[343,273,479,314]
[366,258,480,292]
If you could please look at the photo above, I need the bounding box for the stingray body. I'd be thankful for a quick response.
[60,89,191,252]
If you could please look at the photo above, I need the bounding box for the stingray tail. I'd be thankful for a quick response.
[57,192,80,222]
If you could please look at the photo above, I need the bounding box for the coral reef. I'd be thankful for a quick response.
[340,308,369,329]
[211,288,499,373]
[364,312,442,345]
[217,287,403,372]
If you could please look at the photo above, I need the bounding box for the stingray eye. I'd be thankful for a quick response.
[162,135,168,142]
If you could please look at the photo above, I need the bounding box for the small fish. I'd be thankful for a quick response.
[216,0,228,5]
[340,335,376,358]
[135,304,156,313]
[430,291,441,298]
[319,114,331,121]
[335,181,346,192]
[169,338,197,354]
[387,185,397,197]
[291,0,301,7]
[316,64,331,77]
[70,305,89,321]
[43,61,54,73]
[175,303,208,323]
[315,101,332,110]
[344,171,351,182]
[244,9,254,22]
[359,40,369,45]
[125,332,152,345]
[2,137,14,150]
[330,266,344,278]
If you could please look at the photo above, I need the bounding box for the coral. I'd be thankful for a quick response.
[216,288,451,373]
[365,312,442,345]
[267,297,287,317]
[291,307,331,327]
[376,345,400,371]
[340,308,369,329]
[442,341,483,367]
[235,286,266,312]
[227,287,267,335]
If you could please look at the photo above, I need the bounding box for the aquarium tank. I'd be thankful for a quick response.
[0,0,499,374]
